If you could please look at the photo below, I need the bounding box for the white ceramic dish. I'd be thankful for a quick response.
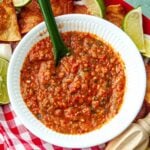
[7,14,146,148]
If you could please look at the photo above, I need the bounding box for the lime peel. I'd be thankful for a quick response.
[143,35,150,57]
[123,7,145,53]
[0,57,9,105]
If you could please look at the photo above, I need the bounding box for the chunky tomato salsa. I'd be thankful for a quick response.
[20,32,126,134]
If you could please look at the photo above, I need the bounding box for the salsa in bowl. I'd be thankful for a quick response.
[7,14,146,148]
[20,31,125,134]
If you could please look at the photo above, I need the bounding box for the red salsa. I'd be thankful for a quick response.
[20,32,126,134]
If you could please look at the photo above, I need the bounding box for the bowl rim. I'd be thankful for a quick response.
[7,14,146,148]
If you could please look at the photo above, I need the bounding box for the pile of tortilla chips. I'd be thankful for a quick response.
[18,0,89,34]
[0,0,126,42]
[0,0,89,41]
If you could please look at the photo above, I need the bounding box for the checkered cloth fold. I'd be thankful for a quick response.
[0,105,105,150]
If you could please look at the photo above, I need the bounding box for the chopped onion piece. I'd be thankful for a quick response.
[0,44,12,61]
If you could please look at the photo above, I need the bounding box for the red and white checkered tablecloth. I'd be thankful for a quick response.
[0,105,105,150]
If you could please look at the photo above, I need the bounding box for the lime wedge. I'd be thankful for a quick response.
[83,0,105,17]
[13,0,31,7]
[143,35,150,57]
[144,35,150,51]
[0,57,9,105]
[123,7,145,53]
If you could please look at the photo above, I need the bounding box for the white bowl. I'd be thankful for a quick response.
[7,14,146,148]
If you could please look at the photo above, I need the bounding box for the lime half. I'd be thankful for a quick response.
[123,7,145,53]
[83,0,105,17]
[0,57,9,104]
[143,35,150,57]
[13,0,31,7]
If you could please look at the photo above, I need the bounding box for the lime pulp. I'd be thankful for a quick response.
[0,57,9,104]
[13,0,31,7]
[123,7,145,53]
[83,0,105,17]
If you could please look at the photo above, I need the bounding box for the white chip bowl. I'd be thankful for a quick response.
[7,14,146,148]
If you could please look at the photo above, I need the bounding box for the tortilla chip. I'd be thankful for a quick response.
[105,4,126,27]
[73,5,90,14]
[145,63,150,104]
[18,0,74,34]
[0,0,21,41]
[18,0,43,34]
[51,0,74,16]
